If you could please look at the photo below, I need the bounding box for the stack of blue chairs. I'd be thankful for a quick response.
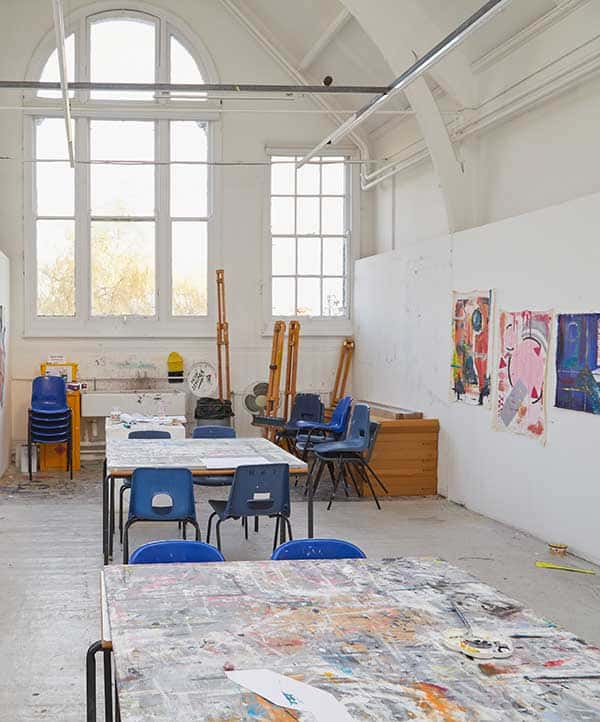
[28,376,72,480]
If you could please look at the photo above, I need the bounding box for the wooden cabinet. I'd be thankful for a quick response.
[369,417,439,496]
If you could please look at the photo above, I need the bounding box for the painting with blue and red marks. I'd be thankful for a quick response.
[555,313,600,415]
[494,310,552,443]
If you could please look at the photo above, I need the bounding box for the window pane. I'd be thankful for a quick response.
[91,165,154,216]
[170,36,204,99]
[323,278,345,317]
[91,222,155,315]
[272,277,295,316]
[296,161,319,195]
[271,197,294,235]
[36,117,74,160]
[36,163,74,216]
[272,237,295,276]
[322,157,345,195]
[36,221,75,316]
[297,237,321,276]
[297,197,319,235]
[323,237,345,276]
[321,197,344,235]
[271,157,294,195]
[171,122,207,217]
[297,278,320,317]
[90,19,155,100]
[172,222,207,316]
[91,121,154,161]
[38,34,75,98]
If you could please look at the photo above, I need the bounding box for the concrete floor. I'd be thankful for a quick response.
[1,463,599,721]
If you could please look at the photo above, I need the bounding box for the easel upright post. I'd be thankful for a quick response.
[216,269,231,402]
[264,321,286,439]
[331,337,355,406]
[283,320,301,421]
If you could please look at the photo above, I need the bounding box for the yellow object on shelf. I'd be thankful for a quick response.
[39,390,81,473]
[40,362,78,382]
[167,352,184,373]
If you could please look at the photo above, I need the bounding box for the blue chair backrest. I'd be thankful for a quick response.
[129,540,224,564]
[366,421,380,462]
[224,464,290,518]
[31,376,67,411]
[289,394,323,424]
[346,403,370,445]
[192,425,236,439]
[330,396,353,434]
[128,430,172,440]
[129,468,196,520]
[272,538,366,560]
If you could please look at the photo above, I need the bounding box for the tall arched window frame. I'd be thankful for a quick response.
[24,5,221,337]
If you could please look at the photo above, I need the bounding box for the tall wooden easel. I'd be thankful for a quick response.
[283,320,301,421]
[216,269,231,402]
[331,337,354,406]
[264,320,286,439]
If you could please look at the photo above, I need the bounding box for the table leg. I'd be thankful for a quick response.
[102,464,108,566]
[109,476,115,561]
[307,469,314,539]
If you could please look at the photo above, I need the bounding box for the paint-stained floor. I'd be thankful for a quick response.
[1,462,599,721]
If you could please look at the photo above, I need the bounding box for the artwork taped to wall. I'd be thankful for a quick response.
[494,310,552,443]
[555,313,600,415]
[450,290,492,406]
[0,306,5,408]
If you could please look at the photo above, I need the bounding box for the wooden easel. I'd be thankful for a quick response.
[264,320,286,439]
[283,320,301,421]
[331,337,354,406]
[216,269,231,402]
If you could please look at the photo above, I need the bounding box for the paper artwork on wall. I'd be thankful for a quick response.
[450,290,492,406]
[494,310,552,443]
[0,306,5,408]
[555,313,600,415]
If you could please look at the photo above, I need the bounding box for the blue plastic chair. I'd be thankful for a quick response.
[206,464,292,553]
[28,376,72,480]
[295,396,352,459]
[129,540,224,564]
[311,405,388,510]
[272,538,366,561]
[192,425,236,439]
[123,467,200,563]
[275,394,323,451]
[118,430,172,543]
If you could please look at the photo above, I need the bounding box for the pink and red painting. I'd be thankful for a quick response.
[450,291,492,406]
[494,310,552,442]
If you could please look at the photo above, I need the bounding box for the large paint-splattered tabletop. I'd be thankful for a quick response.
[102,558,600,720]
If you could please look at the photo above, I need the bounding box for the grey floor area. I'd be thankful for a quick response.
[1,463,599,721]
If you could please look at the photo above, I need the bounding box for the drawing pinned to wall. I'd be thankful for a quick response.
[0,306,6,408]
[450,290,492,405]
[555,313,600,415]
[494,310,552,442]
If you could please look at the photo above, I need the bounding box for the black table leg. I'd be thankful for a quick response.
[109,476,115,561]
[102,464,109,566]
[86,640,102,722]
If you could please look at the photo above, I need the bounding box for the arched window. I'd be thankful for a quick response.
[26,7,218,336]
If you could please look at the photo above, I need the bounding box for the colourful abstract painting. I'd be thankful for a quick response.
[495,310,552,442]
[450,290,492,405]
[555,313,600,415]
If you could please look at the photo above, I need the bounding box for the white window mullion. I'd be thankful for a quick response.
[77,116,91,323]
[157,119,170,321]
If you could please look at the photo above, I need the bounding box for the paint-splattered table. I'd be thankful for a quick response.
[102,438,307,564]
[100,557,600,720]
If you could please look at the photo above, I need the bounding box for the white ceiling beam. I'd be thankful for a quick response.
[298,9,352,71]
[217,0,369,159]
[51,0,74,168]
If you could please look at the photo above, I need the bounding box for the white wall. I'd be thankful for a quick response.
[0,252,10,475]
[354,190,600,564]
[0,0,362,445]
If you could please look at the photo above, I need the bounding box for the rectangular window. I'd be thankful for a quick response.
[270,156,348,318]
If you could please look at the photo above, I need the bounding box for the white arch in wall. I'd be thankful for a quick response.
[25,0,220,86]
[339,0,476,233]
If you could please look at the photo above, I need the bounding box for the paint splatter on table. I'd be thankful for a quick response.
[101,558,600,721]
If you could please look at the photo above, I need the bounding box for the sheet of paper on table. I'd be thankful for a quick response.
[118,413,186,425]
[226,669,354,721]
[203,456,269,469]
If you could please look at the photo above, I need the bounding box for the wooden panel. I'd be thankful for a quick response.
[369,418,439,496]
[39,390,81,472]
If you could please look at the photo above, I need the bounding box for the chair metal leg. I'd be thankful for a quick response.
[118,485,127,544]
[182,521,187,540]
[189,518,201,542]
[103,646,113,722]
[27,412,33,481]
[327,464,344,511]
[305,459,324,497]
[243,516,248,540]
[346,464,363,498]
[254,516,259,533]
[356,464,382,510]
[123,519,134,564]
[68,434,73,480]
[272,516,280,552]
[364,461,389,494]
[206,512,217,544]
[215,519,222,552]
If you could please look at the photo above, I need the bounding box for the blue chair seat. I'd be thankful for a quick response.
[31,404,70,415]
[129,540,224,564]
[313,438,367,455]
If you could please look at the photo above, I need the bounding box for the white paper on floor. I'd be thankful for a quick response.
[226,669,354,721]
